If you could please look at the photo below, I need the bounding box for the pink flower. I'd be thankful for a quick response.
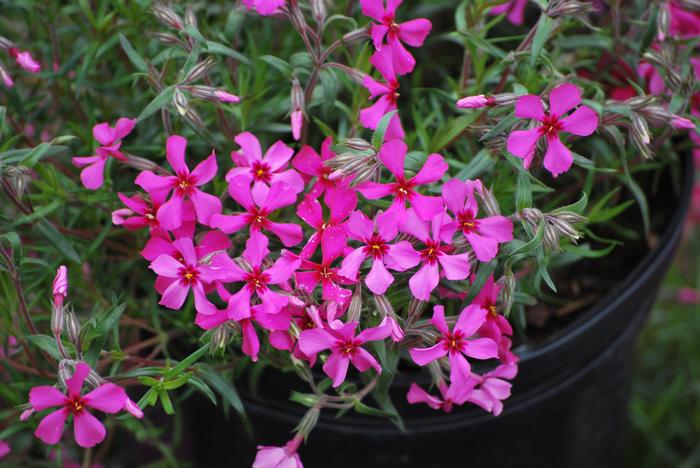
[211,177,303,247]
[456,94,493,109]
[506,83,598,177]
[123,398,144,419]
[299,318,392,386]
[297,187,357,258]
[113,191,196,239]
[0,67,13,88]
[638,62,666,95]
[356,139,447,225]
[242,0,285,16]
[52,265,68,308]
[338,210,420,294]
[149,237,231,315]
[72,118,136,190]
[441,179,513,262]
[464,363,517,416]
[292,137,348,197]
[488,0,529,26]
[292,226,355,304]
[409,305,498,385]
[359,0,432,75]
[29,362,127,448]
[672,116,695,129]
[401,209,470,301]
[9,48,41,73]
[214,90,241,103]
[291,109,303,141]
[359,46,404,139]
[470,275,513,344]
[135,135,221,229]
[407,381,473,413]
[226,132,304,205]
[217,232,300,320]
[0,440,9,459]
[669,1,700,39]
[253,436,303,468]
[676,287,700,304]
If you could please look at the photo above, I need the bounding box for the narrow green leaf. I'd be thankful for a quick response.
[371,111,398,149]
[119,33,148,73]
[530,15,554,67]
[195,364,246,417]
[34,219,81,263]
[137,85,176,122]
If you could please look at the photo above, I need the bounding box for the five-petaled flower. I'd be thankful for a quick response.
[292,137,348,198]
[72,118,136,190]
[135,135,222,229]
[506,83,598,177]
[409,305,498,386]
[357,139,447,227]
[441,178,513,262]
[296,187,357,259]
[299,318,393,387]
[359,0,432,75]
[29,362,127,448]
[360,46,404,139]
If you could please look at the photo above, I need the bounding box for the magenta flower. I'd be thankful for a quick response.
[488,0,529,26]
[359,46,404,139]
[0,440,8,459]
[135,135,221,229]
[72,118,136,190]
[214,90,241,103]
[113,190,195,239]
[456,95,493,109]
[299,318,392,387]
[464,363,517,416]
[292,137,348,198]
[9,47,41,73]
[0,67,13,88]
[409,305,498,386]
[291,109,303,141]
[401,209,470,301]
[441,179,513,262]
[29,362,127,448]
[253,436,304,468]
[217,232,300,320]
[470,275,513,344]
[506,83,598,177]
[211,177,303,247]
[357,139,447,225]
[406,381,473,413]
[242,0,285,16]
[296,187,357,258]
[52,265,68,308]
[226,132,303,205]
[669,1,700,39]
[149,237,231,315]
[359,0,432,75]
[338,210,420,294]
[293,226,355,304]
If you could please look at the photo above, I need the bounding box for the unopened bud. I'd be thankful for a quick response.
[20,407,35,421]
[456,95,493,109]
[295,406,320,440]
[152,1,184,30]
[211,325,230,353]
[502,273,516,315]
[51,304,64,336]
[124,397,144,419]
[311,0,327,24]
[183,107,204,128]
[0,36,13,51]
[547,0,596,17]
[0,61,13,88]
[672,116,695,129]
[4,166,31,198]
[339,138,372,152]
[346,285,363,322]
[373,295,403,342]
[183,57,216,84]
[185,5,197,27]
[476,184,501,217]
[173,87,189,116]
[66,311,81,344]
[52,265,68,308]
[151,32,186,47]
[342,26,371,44]
[657,2,670,41]
[630,112,651,144]
[85,368,103,388]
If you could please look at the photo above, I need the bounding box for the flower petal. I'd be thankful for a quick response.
[559,105,598,136]
[323,352,351,387]
[514,95,545,121]
[34,408,68,445]
[29,386,67,411]
[506,128,541,160]
[73,410,106,448]
[166,135,189,175]
[83,383,127,413]
[549,83,582,118]
[542,135,573,177]
[409,342,448,365]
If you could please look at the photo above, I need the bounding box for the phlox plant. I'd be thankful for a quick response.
[0,0,698,466]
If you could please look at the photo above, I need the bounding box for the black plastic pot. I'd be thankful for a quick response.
[186,154,694,468]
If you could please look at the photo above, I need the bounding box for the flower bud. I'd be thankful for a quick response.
[0,36,12,51]
[4,166,31,198]
[630,112,651,144]
[295,406,320,440]
[151,32,186,47]
[339,138,372,152]
[85,368,103,388]
[476,184,501,217]
[311,0,327,24]
[373,295,404,342]
[65,311,81,344]
[290,77,305,141]
[124,397,144,419]
[342,26,371,44]
[152,1,184,30]
[502,272,516,315]
[183,57,217,84]
[0,62,13,88]
[185,5,197,28]
[672,116,695,130]
[346,285,363,322]
[9,48,41,73]
[214,90,241,104]
[51,304,64,336]
[456,95,493,109]
[211,325,230,353]
[173,87,189,116]
[52,265,68,308]
[657,2,670,41]
[20,407,35,421]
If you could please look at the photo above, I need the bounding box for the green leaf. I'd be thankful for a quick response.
[188,376,218,406]
[34,219,81,263]
[530,15,554,67]
[563,243,616,258]
[26,335,63,361]
[119,33,148,73]
[137,85,176,122]
[516,171,532,212]
[258,55,293,76]
[84,303,127,366]
[371,111,398,149]
[164,344,209,379]
[158,388,175,415]
[461,259,497,307]
[430,113,478,153]
[205,41,251,65]
[195,364,246,417]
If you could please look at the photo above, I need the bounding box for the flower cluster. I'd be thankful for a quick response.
[0,36,40,88]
